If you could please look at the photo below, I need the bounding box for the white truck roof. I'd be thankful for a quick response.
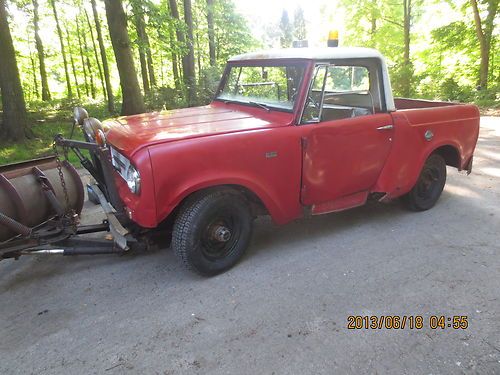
[228,47,396,112]
[228,47,384,61]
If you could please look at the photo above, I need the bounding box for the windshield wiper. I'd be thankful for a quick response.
[218,98,272,112]
[248,101,271,112]
[220,98,238,104]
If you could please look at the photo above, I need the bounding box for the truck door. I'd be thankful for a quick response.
[300,63,394,209]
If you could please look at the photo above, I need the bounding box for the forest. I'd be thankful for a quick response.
[0,0,498,163]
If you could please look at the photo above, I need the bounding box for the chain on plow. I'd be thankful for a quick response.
[53,141,78,228]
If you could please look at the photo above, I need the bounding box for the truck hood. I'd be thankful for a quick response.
[105,103,293,155]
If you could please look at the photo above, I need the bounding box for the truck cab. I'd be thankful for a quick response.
[76,47,479,276]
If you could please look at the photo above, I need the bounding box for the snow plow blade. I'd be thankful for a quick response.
[0,156,84,242]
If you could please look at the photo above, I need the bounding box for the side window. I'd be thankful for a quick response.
[301,65,327,123]
[301,64,375,124]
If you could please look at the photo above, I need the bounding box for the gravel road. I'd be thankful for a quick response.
[1,117,499,375]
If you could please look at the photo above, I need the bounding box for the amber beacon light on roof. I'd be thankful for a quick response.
[327,30,339,47]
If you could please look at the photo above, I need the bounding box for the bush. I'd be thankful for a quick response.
[145,87,187,111]
[196,66,223,105]
[439,77,474,103]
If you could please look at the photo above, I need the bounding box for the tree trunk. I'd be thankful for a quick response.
[50,0,73,99]
[166,0,182,90]
[168,0,186,81]
[196,33,201,81]
[171,53,180,90]
[29,49,39,100]
[66,27,81,99]
[131,1,150,95]
[206,0,216,67]
[84,7,105,99]
[104,0,145,115]
[146,41,156,88]
[183,0,196,105]
[91,0,115,113]
[76,16,90,97]
[0,0,30,140]
[32,0,50,101]
[470,0,498,89]
[401,0,412,97]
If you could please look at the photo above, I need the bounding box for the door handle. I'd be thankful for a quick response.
[377,125,394,131]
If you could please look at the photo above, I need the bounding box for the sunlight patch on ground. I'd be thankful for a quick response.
[476,149,500,161]
[480,117,500,134]
[445,183,482,199]
[479,167,500,178]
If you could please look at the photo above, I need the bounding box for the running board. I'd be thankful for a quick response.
[311,191,368,215]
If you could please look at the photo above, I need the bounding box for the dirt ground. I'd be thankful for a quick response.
[1,117,499,374]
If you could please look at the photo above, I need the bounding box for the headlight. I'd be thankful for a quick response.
[126,164,141,194]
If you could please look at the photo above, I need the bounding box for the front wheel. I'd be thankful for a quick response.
[401,154,447,211]
[172,190,253,276]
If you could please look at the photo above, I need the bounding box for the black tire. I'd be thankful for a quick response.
[402,154,447,211]
[172,190,253,276]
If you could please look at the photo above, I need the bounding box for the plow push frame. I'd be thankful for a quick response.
[0,108,146,262]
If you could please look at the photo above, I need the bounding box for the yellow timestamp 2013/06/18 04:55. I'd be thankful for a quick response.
[347,315,469,330]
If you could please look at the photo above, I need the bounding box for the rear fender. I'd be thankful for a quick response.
[373,111,466,199]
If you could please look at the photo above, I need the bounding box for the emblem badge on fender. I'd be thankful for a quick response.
[424,130,434,141]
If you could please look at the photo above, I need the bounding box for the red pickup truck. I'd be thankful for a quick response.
[76,47,479,276]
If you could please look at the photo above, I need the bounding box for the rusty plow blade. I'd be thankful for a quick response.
[0,156,122,260]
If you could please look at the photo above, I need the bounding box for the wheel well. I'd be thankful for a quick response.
[433,145,460,168]
[160,185,269,230]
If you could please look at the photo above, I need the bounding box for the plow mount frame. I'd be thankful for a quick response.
[0,131,147,261]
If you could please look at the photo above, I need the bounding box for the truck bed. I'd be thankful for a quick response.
[394,98,461,110]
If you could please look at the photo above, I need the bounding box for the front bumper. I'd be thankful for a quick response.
[90,184,130,250]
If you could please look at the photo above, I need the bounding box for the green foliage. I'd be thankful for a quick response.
[196,66,223,105]
[338,0,498,103]
[0,117,85,165]
[293,7,307,40]
[439,77,474,102]
[279,10,293,48]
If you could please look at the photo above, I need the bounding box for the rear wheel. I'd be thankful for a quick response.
[402,154,447,211]
[172,190,253,276]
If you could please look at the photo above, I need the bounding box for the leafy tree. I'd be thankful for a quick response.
[131,0,152,95]
[293,6,306,41]
[32,0,50,101]
[279,9,293,48]
[207,0,216,67]
[50,0,72,98]
[0,0,30,140]
[83,5,106,100]
[104,0,145,115]
[92,0,115,112]
[469,0,498,89]
[183,0,196,106]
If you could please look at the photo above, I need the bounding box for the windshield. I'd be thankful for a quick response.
[216,63,307,112]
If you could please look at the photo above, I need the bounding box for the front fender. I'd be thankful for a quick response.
[148,129,304,226]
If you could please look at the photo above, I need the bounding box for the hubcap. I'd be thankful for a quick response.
[213,225,231,243]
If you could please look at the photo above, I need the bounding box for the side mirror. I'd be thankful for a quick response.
[73,107,89,125]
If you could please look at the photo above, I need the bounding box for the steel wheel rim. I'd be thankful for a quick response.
[200,209,242,260]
